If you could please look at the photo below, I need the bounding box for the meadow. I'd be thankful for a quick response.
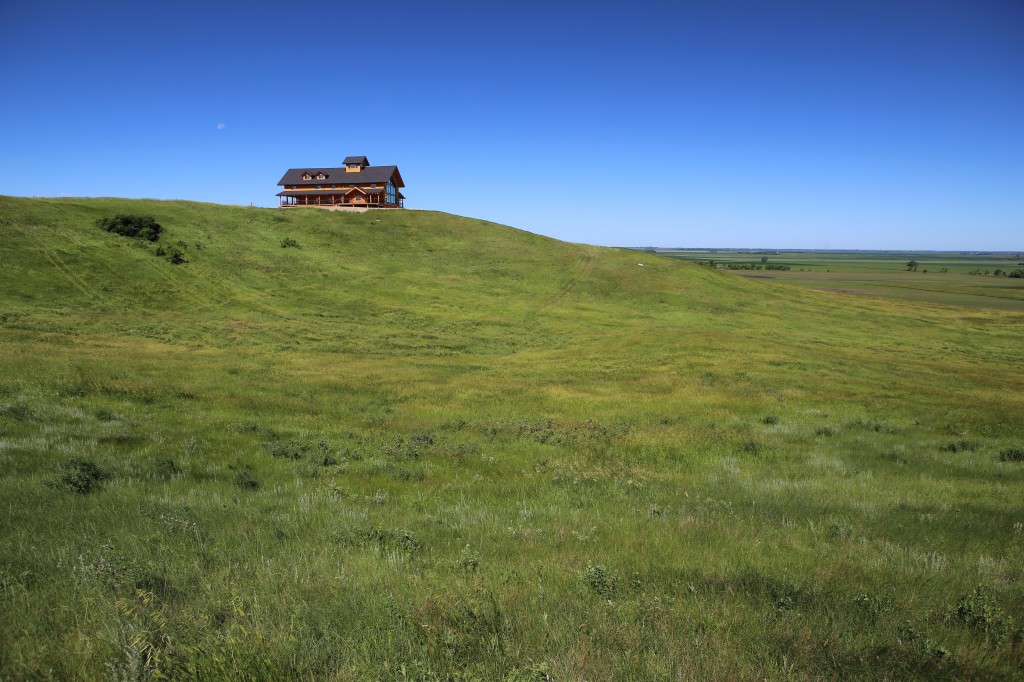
[1,196,1023,680]
[654,249,1024,310]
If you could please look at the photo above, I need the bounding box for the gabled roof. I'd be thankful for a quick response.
[343,156,369,165]
[278,165,404,187]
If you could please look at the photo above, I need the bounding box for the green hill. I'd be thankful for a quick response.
[1,196,1022,679]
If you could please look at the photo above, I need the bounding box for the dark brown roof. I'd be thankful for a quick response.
[343,156,369,165]
[277,165,405,188]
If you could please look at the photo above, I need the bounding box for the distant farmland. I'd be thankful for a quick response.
[653,249,1024,310]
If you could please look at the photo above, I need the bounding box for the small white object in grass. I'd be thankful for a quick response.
[637,263,645,267]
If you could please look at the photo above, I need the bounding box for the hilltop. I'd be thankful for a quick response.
[1,196,1022,679]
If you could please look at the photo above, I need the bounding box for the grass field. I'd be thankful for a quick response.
[1,196,1023,679]
[654,249,1024,310]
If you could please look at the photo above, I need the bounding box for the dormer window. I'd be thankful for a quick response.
[315,173,327,180]
[301,173,312,180]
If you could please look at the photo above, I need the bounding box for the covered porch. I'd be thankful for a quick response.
[277,189,404,208]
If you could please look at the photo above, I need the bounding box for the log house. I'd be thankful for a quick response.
[276,156,406,208]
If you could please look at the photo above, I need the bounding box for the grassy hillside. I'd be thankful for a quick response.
[1,196,1023,679]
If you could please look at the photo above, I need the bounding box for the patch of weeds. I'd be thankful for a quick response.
[849,418,892,433]
[815,426,835,437]
[947,585,1016,644]
[380,431,436,460]
[51,458,106,494]
[942,439,980,453]
[232,470,259,490]
[828,518,855,541]
[438,440,481,460]
[94,407,118,422]
[583,563,619,599]
[998,446,1024,462]
[480,418,629,448]
[458,545,480,574]
[153,458,179,478]
[168,248,187,265]
[408,431,434,447]
[762,415,779,425]
[316,439,339,466]
[0,403,34,420]
[263,438,308,460]
[896,621,949,663]
[228,460,259,490]
[852,592,891,623]
[280,237,300,248]
[387,464,425,482]
[151,506,201,540]
[740,437,761,456]
[336,524,422,554]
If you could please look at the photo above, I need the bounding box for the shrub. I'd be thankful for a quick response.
[762,415,779,425]
[999,447,1024,462]
[233,471,259,489]
[168,248,187,265]
[263,438,308,460]
[948,585,1016,644]
[280,237,300,248]
[584,563,619,599]
[52,458,106,494]
[94,408,117,422]
[96,214,162,242]
[942,439,980,453]
[153,458,179,478]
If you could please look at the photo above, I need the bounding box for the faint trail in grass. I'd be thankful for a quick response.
[536,250,596,313]
[20,226,100,302]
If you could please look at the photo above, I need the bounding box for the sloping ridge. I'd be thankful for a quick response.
[0,196,762,355]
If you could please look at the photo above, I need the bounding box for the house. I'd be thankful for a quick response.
[276,156,405,208]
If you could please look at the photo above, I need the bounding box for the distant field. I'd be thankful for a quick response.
[653,249,1024,310]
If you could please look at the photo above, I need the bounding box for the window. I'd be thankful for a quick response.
[302,173,312,180]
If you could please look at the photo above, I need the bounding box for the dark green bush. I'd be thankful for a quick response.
[232,471,258,489]
[52,458,106,494]
[154,458,179,478]
[96,214,162,242]
[942,439,980,453]
[263,438,308,460]
[999,447,1024,462]
[280,237,300,248]
[948,585,1016,644]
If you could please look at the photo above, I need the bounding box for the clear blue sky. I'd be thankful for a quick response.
[1,0,1021,249]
